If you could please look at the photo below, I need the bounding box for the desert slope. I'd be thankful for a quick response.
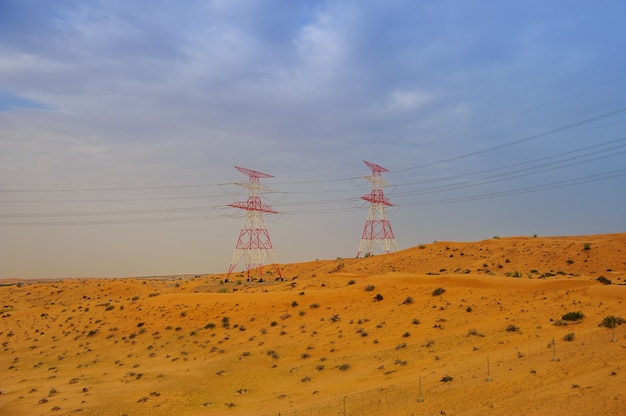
[1,233,625,416]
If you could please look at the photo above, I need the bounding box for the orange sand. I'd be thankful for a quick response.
[1,233,625,415]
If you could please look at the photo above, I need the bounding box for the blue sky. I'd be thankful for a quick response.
[1,0,625,278]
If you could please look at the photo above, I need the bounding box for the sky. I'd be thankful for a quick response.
[1,0,626,279]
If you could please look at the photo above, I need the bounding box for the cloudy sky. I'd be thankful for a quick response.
[1,0,625,278]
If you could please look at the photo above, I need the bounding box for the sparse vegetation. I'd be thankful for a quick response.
[2,233,625,416]
[562,311,584,322]
[506,324,520,332]
[432,287,446,296]
[562,332,575,342]
[336,363,351,371]
[467,328,484,337]
[599,315,625,328]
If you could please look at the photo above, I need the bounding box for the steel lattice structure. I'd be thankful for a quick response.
[226,166,282,280]
[356,160,398,257]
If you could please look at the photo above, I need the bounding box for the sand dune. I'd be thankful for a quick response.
[1,233,625,415]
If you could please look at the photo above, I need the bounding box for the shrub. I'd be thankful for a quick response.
[374,293,384,302]
[402,296,414,305]
[561,311,585,322]
[432,287,446,296]
[467,328,484,337]
[597,276,612,285]
[599,315,626,328]
[506,324,520,332]
[337,363,351,371]
[562,333,575,342]
[583,242,591,251]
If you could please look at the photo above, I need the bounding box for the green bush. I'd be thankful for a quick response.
[599,315,625,328]
[506,324,520,332]
[562,332,575,342]
[432,287,446,296]
[561,311,584,322]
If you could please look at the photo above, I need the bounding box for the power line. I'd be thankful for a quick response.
[397,167,626,207]
[2,105,625,194]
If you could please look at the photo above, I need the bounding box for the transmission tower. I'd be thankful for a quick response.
[226,166,283,281]
[356,160,398,257]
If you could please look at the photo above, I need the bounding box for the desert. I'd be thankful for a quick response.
[1,233,625,416]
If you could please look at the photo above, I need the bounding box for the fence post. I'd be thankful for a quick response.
[418,376,423,402]
[552,337,559,361]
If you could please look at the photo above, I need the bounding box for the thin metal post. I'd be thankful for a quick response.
[418,376,423,402]
[611,317,617,342]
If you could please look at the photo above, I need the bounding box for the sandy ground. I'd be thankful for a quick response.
[1,233,625,415]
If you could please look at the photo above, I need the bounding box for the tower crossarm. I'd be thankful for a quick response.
[228,198,279,214]
[234,166,274,180]
[361,190,393,206]
[364,160,389,173]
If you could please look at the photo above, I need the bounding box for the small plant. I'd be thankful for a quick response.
[562,332,575,342]
[583,242,591,251]
[347,280,356,286]
[440,375,454,382]
[412,318,421,325]
[467,328,484,337]
[374,293,384,302]
[466,306,473,312]
[432,287,446,296]
[506,324,520,332]
[561,311,584,322]
[599,315,626,328]
[336,363,351,371]
[597,276,612,285]
[402,296,414,305]
[291,301,298,307]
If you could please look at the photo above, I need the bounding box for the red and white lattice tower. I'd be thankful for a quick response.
[356,160,398,257]
[226,166,282,280]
